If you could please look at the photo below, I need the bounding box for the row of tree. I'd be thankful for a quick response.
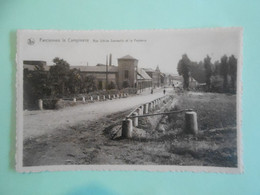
[24,58,116,109]
[177,54,238,93]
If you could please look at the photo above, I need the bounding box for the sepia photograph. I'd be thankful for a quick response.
[16,28,242,172]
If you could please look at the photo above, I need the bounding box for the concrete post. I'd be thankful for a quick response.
[38,99,43,110]
[97,96,100,101]
[139,105,144,115]
[82,97,85,102]
[113,94,116,99]
[149,102,153,112]
[132,112,138,127]
[144,103,149,114]
[122,119,133,138]
[137,108,142,116]
[108,94,111,99]
[73,98,76,102]
[117,94,120,98]
[185,111,198,135]
[103,95,106,100]
[90,96,93,101]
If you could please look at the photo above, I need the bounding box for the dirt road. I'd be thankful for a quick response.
[24,88,171,139]
[23,91,237,167]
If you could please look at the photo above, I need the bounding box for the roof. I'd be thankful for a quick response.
[23,60,47,66]
[23,60,49,71]
[118,55,137,60]
[137,68,152,80]
[143,68,155,73]
[71,65,118,73]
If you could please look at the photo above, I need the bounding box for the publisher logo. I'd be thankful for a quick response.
[27,38,35,45]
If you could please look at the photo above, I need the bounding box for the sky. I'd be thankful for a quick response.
[19,28,242,74]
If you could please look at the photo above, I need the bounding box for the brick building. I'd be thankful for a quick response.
[23,55,169,90]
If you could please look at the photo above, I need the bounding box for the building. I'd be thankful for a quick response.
[23,60,49,71]
[71,64,118,90]
[143,65,162,88]
[117,55,138,88]
[23,55,170,91]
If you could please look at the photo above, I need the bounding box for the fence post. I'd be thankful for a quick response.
[97,96,100,101]
[144,103,149,114]
[113,94,116,99]
[139,105,144,115]
[132,112,138,127]
[122,119,133,138]
[149,102,153,112]
[137,108,142,116]
[82,97,85,102]
[185,111,198,135]
[90,96,93,101]
[108,94,111,99]
[73,98,76,102]
[38,99,43,110]
[103,95,106,100]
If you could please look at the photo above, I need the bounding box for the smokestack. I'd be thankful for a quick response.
[109,54,112,66]
[106,55,108,90]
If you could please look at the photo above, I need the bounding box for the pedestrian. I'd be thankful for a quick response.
[163,89,166,95]
[151,89,153,94]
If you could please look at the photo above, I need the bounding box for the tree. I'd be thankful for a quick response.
[68,68,82,94]
[213,60,220,76]
[220,55,229,92]
[49,57,70,96]
[24,64,49,109]
[177,54,191,90]
[228,55,237,93]
[122,80,130,88]
[82,75,96,93]
[107,81,116,90]
[204,55,212,91]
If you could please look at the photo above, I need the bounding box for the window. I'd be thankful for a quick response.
[125,70,129,79]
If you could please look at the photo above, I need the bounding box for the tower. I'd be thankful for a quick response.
[117,55,138,89]
[155,65,161,87]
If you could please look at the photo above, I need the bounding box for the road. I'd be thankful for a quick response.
[24,88,172,139]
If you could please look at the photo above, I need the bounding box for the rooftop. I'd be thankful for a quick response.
[137,68,152,80]
[71,65,118,73]
[118,55,137,60]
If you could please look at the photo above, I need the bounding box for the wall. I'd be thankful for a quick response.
[0,0,260,195]
[118,59,138,88]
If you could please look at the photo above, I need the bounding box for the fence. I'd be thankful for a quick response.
[121,96,198,138]
[38,93,129,110]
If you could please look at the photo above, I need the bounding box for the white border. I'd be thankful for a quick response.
[16,28,243,173]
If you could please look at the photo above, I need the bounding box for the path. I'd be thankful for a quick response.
[24,88,173,139]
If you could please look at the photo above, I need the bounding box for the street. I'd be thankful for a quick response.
[24,88,172,139]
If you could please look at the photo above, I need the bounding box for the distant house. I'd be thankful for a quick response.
[143,65,162,88]
[23,60,49,71]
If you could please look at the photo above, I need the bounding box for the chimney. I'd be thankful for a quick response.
[109,54,112,66]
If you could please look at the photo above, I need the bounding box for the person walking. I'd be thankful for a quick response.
[163,89,166,95]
